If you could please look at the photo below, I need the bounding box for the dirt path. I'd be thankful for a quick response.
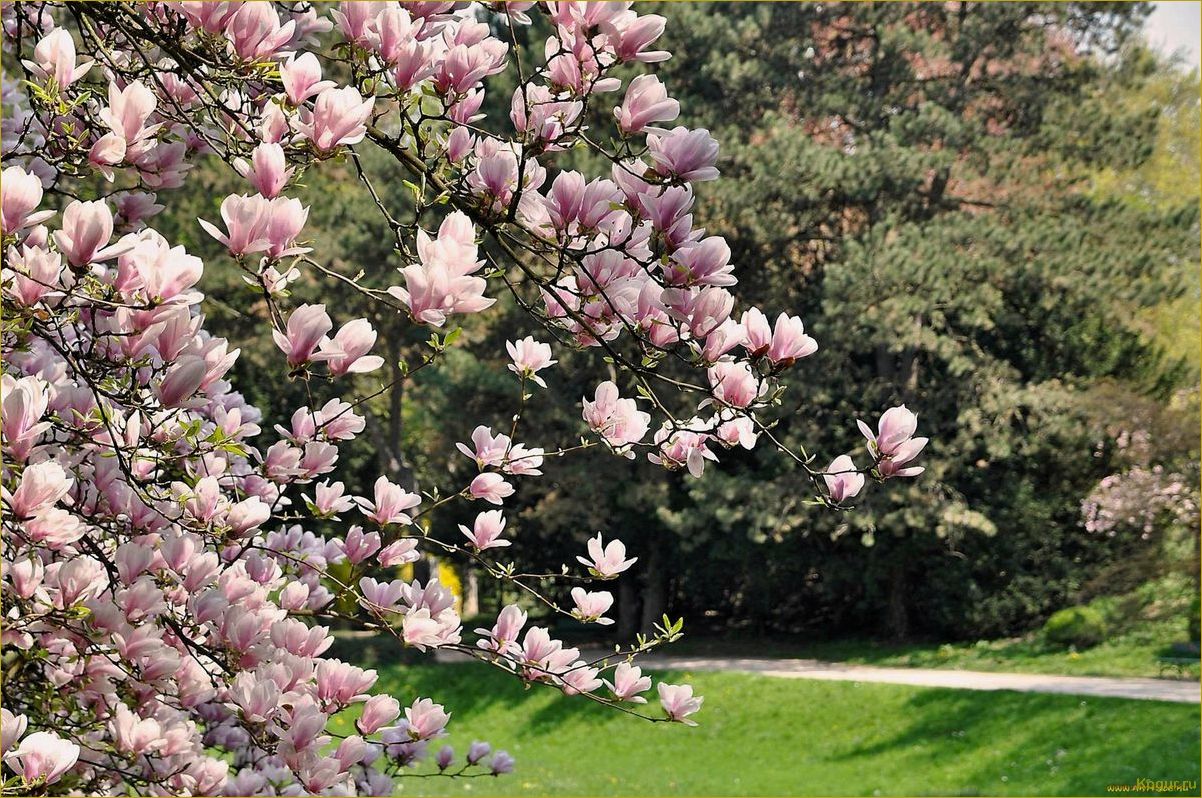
[632,655,1200,703]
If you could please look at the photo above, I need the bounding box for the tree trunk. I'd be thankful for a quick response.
[639,547,667,635]
[377,332,415,489]
[886,564,910,641]
[617,579,640,640]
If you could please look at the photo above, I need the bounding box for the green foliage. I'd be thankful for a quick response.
[166,2,1199,643]
[1043,606,1108,650]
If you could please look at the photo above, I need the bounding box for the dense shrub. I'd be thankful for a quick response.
[1043,607,1108,649]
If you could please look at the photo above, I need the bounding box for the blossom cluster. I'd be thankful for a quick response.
[1,2,925,795]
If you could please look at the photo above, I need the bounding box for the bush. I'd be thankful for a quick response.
[1043,606,1108,649]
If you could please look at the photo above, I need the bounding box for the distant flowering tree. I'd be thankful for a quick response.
[1083,428,1199,542]
[0,2,927,794]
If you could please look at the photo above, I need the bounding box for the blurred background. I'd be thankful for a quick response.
[155,2,1200,793]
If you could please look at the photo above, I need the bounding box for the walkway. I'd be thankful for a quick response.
[632,655,1200,703]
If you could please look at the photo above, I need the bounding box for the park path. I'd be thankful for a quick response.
[629,654,1200,704]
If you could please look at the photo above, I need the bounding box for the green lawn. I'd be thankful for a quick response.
[333,661,1201,796]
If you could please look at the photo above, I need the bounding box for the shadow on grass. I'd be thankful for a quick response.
[835,687,1201,796]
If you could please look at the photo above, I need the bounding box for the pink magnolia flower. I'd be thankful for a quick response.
[877,437,928,479]
[302,87,374,152]
[490,751,515,775]
[511,84,583,149]
[100,81,158,149]
[88,133,127,181]
[1,710,27,756]
[506,336,556,387]
[315,660,378,706]
[6,461,72,519]
[857,405,927,479]
[272,304,333,367]
[823,454,865,504]
[22,28,93,89]
[602,11,669,63]
[388,211,495,326]
[1,375,51,464]
[310,480,355,517]
[615,74,679,135]
[262,196,310,259]
[358,476,422,525]
[330,1,387,45]
[198,194,270,256]
[707,360,762,409]
[715,413,757,450]
[605,662,651,703]
[233,143,293,198]
[226,3,296,61]
[576,533,636,579]
[665,285,734,339]
[1,166,55,235]
[582,381,650,454]
[404,698,449,741]
[466,740,491,765]
[701,319,745,363]
[469,473,514,505]
[858,405,918,457]
[334,735,368,770]
[378,539,421,567]
[657,683,702,725]
[359,576,405,613]
[344,526,381,565]
[647,126,720,183]
[53,200,131,267]
[109,703,163,755]
[665,236,735,288]
[459,510,509,551]
[112,191,164,229]
[9,557,43,600]
[505,443,544,476]
[476,604,527,655]
[766,313,817,366]
[569,587,614,624]
[3,731,79,785]
[560,663,603,696]
[280,52,337,106]
[456,425,511,469]
[741,307,773,356]
[649,424,718,478]
[357,695,401,735]
[5,244,63,306]
[323,319,384,376]
[175,2,241,34]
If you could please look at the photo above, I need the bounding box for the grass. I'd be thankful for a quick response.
[332,661,1201,796]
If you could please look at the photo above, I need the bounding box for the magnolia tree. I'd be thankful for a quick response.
[0,2,928,794]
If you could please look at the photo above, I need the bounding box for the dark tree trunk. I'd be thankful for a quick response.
[617,579,640,640]
[886,564,910,641]
[377,333,414,487]
[639,546,667,635]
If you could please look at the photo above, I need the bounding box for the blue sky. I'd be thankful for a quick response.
[1145,2,1200,68]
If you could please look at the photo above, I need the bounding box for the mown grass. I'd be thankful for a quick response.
[331,661,1201,796]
